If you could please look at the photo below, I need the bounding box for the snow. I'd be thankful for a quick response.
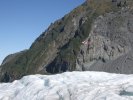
[0,71,133,100]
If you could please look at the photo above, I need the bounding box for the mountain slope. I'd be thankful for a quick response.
[1,71,133,100]
[0,0,133,82]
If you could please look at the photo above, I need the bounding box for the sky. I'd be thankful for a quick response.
[0,0,85,64]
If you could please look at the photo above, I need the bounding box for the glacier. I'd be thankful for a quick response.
[0,71,133,100]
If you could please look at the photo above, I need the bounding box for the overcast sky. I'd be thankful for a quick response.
[0,0,85,64]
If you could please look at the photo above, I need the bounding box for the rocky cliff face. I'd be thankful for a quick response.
[77,8,133,73]
[0,0,133,82]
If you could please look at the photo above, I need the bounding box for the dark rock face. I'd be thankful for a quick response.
[46,58,69,73]
[0,0,133,82]
[1,72,10,82]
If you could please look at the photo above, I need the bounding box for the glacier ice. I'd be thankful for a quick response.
[0,71,133,100]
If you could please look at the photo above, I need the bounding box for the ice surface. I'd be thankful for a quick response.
[0,71,133,100]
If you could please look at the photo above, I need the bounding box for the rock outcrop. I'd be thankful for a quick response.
[77,8,133,73]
